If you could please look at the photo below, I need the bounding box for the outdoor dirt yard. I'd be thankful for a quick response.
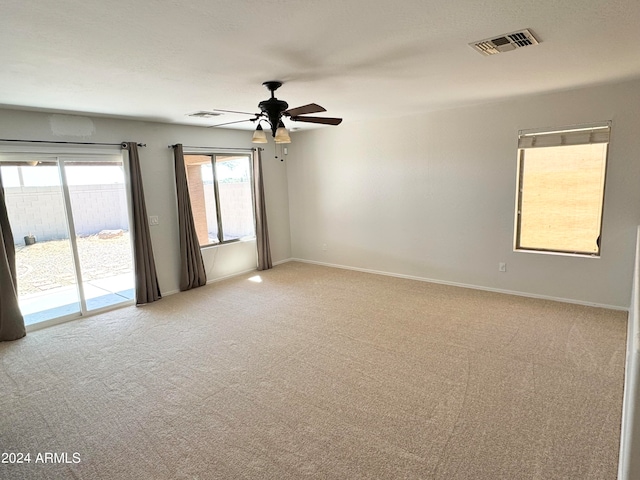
[15,232,133,295]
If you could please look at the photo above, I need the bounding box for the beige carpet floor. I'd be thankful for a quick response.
[0,262,628,479]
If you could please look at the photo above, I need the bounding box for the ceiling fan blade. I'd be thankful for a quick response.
[211,108,258,116]
[207,119,255,128]
[290,116,343,126]
[284,103,326,116]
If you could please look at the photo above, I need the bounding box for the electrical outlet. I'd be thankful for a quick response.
[149,215,159,226]
[499,262,507,272]
[322,243,327,251]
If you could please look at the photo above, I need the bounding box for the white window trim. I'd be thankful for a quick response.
[513,121,611,257]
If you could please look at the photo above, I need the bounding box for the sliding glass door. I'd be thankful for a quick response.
[1,159,81,323]
[0,152,134,326]
[64,159,134,311]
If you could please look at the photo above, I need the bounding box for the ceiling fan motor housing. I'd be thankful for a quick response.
[258,98,289,136]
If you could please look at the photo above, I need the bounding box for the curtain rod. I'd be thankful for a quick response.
[0,139,146,148]
[168,144,260,151]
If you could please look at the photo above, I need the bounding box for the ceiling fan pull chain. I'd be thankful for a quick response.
[271,143,285,161]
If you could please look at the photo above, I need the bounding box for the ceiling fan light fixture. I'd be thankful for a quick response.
[252,124,268,143]
[274,121,291,144]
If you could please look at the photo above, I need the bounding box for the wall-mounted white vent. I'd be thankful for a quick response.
[187,111,223,118]
[470,29,539,56]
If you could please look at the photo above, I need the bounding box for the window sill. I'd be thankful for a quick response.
[201,236,256,250]
[514,247,600,259]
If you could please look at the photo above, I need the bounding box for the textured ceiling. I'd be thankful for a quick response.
[1,0,639,131]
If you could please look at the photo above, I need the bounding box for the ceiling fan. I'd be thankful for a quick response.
[210,81,343,143]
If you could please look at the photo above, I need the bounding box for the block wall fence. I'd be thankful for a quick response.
[5,185,129,243]
[5,183,254,245]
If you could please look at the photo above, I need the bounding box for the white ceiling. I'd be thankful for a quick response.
[1,0,639,131]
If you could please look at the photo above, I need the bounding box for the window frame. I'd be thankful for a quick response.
[513,122,611,258]
[183,150,256,249]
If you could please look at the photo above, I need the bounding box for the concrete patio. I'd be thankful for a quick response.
[14,233,134,325]
[19,272,135,325]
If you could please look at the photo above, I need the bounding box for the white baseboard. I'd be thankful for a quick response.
[160,260,293,297]
[290,258,628,312]
[161,289,180,297]
[204,267,259,285]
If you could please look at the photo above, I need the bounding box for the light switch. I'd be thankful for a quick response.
[149,215,159,226]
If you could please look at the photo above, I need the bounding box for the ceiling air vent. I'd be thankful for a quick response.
[187,111,223,118]
[470,29,539,56]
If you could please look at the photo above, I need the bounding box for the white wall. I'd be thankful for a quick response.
[286,78,640,308]
[619,226,640,479]
[0,109,292,294]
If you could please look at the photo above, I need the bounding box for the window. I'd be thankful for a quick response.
[184,153,255,247]
[514,122,610,256]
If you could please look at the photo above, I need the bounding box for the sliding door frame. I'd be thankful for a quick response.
[0,145,135,330]
[57,159,88,313]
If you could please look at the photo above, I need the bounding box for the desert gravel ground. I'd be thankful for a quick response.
[14,232,133,295]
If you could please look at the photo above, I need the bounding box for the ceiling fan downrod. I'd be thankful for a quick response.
[262,81,282,97]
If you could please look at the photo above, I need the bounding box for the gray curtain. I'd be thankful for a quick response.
[252,148,272,271]
[126,143,162,305]
[173,144,207,290]
[0,172,26,341]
